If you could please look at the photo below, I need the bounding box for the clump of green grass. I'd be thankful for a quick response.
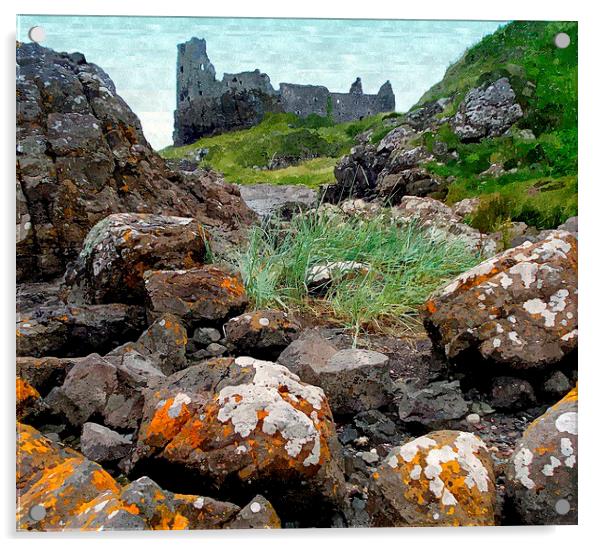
[236,209,482,339]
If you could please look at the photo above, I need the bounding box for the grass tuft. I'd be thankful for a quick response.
[236,209,482,339]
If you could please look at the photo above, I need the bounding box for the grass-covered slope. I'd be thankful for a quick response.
[416,20,577,230]
[161,112,400,188]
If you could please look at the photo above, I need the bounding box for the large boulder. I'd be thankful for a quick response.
[143,266,248,327]
[17,281,146,358]
[80,422,133,464]
[506,387,578,524]
[16,41,255,281]
[223,310,300,359]
[423,230,577,370]
[134,356,345,524]
[451,77,523,141]
[65,213,206,304]
[367,430,497,526]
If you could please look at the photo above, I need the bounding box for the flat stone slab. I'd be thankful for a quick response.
[238,184,316,218]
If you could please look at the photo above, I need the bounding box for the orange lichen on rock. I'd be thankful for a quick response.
[368,430,496,527]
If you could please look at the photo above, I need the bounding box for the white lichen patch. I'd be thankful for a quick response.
[513,447,535,489]
[193,497,205,509]
[168,393,192,418]
[542,456,561,477]
[508,262,539,289]
[555,412,578,435]
[523,298,556,327]
[217,357,327,466]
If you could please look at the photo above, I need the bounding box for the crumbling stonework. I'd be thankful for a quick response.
[173,38,395,145]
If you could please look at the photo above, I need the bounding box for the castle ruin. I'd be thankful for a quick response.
[173,37,395,146]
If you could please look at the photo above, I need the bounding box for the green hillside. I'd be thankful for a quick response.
[416,20,577,229]
[160,111,400,189]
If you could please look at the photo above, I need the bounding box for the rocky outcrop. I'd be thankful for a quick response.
[16,41,255,282]
[506,387,578,524]
[423,230,578,370]
[367,430,496,526]
[450,78,523,142]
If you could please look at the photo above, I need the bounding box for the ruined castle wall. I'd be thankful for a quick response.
[173,38,396,146]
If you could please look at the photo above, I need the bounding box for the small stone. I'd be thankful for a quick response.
[466,413,481,425]
[193,327,221,346]
[206,342,227,356]
[360,451,380,465]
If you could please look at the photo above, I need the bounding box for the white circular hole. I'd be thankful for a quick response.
[555,498,571,515]
[28,26,46,43]
[29,504,46,521]
[554,32,570,49]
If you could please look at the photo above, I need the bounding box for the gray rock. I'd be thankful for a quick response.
[316,349,393,415]
[360,450,380,465]
[206,342,227,356]
[396,380,469,427]
[80,422,133,463]
[353,410,400,444]
[542,370,572,399]
[451,77,523,141]
[193,327,222,346]
[238,184,316,219]
[558,216,578,235]
[277,329,338,384]
[490,376,536,410]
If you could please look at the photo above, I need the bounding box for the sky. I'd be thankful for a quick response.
[17,16,504,149]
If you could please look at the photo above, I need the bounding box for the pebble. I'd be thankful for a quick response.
[466,413,481,425]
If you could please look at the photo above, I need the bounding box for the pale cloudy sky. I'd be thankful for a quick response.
[18,16,503,149]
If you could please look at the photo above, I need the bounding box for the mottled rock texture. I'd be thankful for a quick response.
[451,77,523,141]
[134,356,345,524]
[506,386,578,524]
[367,430,496,526]
[423,230,577,370]
[17,424,247,530]
[143,266,248,326]
[16,42,254,282]
[66,213,206,304]
[224,310,300,359]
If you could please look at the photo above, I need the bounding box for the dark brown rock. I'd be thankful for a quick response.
[16,41,255,282]
[224,309,300,359]
[144,266,248,326]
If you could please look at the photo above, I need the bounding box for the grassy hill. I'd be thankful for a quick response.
[160,111,400,189]
[415,20,577,229]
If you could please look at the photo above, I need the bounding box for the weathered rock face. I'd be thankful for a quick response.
[17,423,252,530]
[367,430,496,526]
[396,380,469,428]
[224,495,281,529]
[451,78,523,142]
[310,349,393,416]
[506,387,578,524]
[277,329,338,383]
[107,313,188,376]
[17,280,146,357]
[65,213,206,304]
[17,377,44,420]
[45,353,155,431]
[16,41,255,282]
[81,422,133,464]
[391,196,497,255]
[238,183,317,219]
[144,266,248,327]
[490,376,536,410]
[134,356,345,524]
[423,230,578,370]
[223,310,300,359]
